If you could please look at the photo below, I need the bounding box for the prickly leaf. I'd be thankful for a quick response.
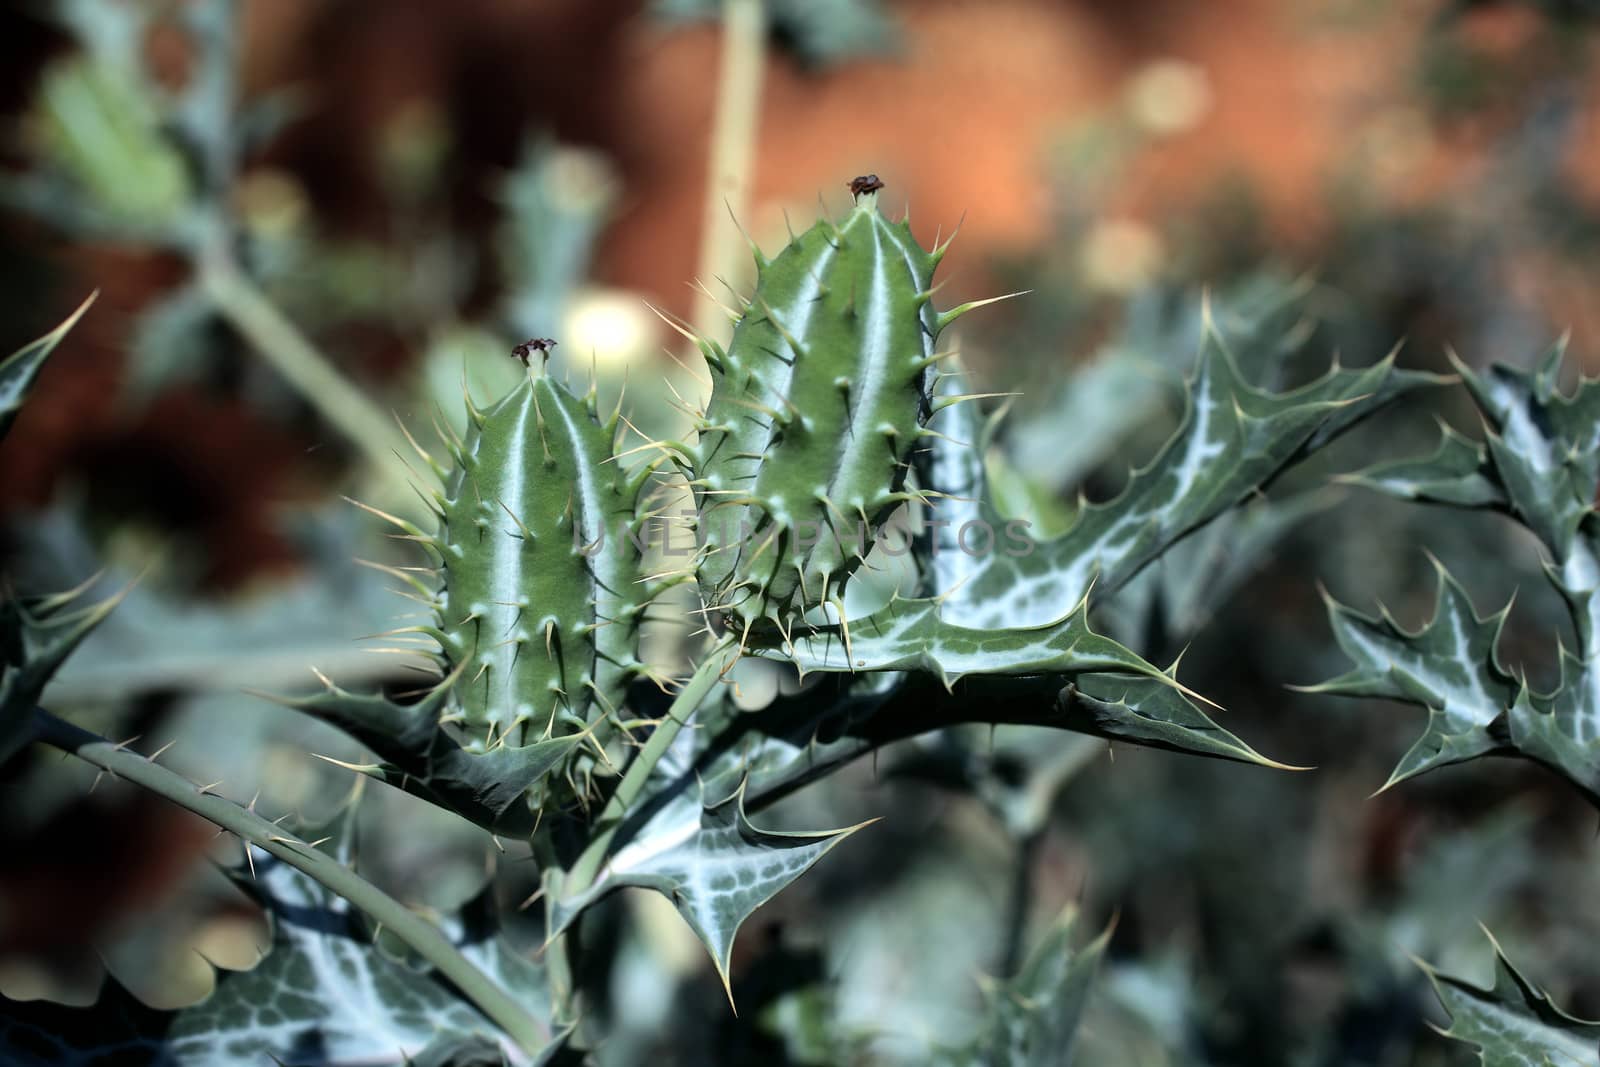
[550,779,868,996]
[1422,933,1600,1067]
[1322,343,1600,801]
[0,294,94,441]
[1339,420,1506,509]
[1304,561,1518,790]
[776,597,1175,686]
[1454,344,1600,559]
[932,322,1442,629]
[760,597,1290,768]
[1007,273,1311,496]
[281,679,582,835]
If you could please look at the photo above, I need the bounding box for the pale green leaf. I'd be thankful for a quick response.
[34,58,191,231]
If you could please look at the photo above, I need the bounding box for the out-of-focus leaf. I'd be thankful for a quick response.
[0,294,95,441]
[653,0,899,66]
[0,582,123,764]
[0,811,569,1066]
[1101,489,1338,650]
[32,57,191,232]
[498,139,617,349]
[1008,277,1308,495]
[1340,420,1507,509]
[424,325,526,438]
[1422,932,1600,1067]
[51,0,148,69]
[14,510,419,704]
[936,907,1108,1067]
[124,285,216,402]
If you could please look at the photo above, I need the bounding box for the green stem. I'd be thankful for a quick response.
[198,255,412,489]
[33,709,553,1058]
[566,637,737,896]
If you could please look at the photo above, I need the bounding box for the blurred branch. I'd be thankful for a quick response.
[199,253,413,491]
[688,0,767,358]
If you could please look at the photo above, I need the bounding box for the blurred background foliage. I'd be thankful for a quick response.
[2,1,1600,1064]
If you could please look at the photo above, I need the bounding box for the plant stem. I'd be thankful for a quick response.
[999,830,1041,978]
[565,637,737,896]
[198,256,412,490]
[688,0,767,360]
[33,709,553,1059]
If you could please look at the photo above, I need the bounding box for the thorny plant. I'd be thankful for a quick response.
[3,3,1600,1065]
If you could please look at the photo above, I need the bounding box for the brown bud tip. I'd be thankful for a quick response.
[848,174,885,198]
[511,337,559,366]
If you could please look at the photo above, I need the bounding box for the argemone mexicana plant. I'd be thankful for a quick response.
[1,170,1496,1064]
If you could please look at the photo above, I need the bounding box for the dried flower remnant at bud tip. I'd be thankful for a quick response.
[511,337,558,366]
[848,174,885,199]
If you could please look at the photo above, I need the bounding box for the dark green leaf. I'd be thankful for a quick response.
[0,581,123,764]
[0,294,95,441]
[279,678,583,836]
